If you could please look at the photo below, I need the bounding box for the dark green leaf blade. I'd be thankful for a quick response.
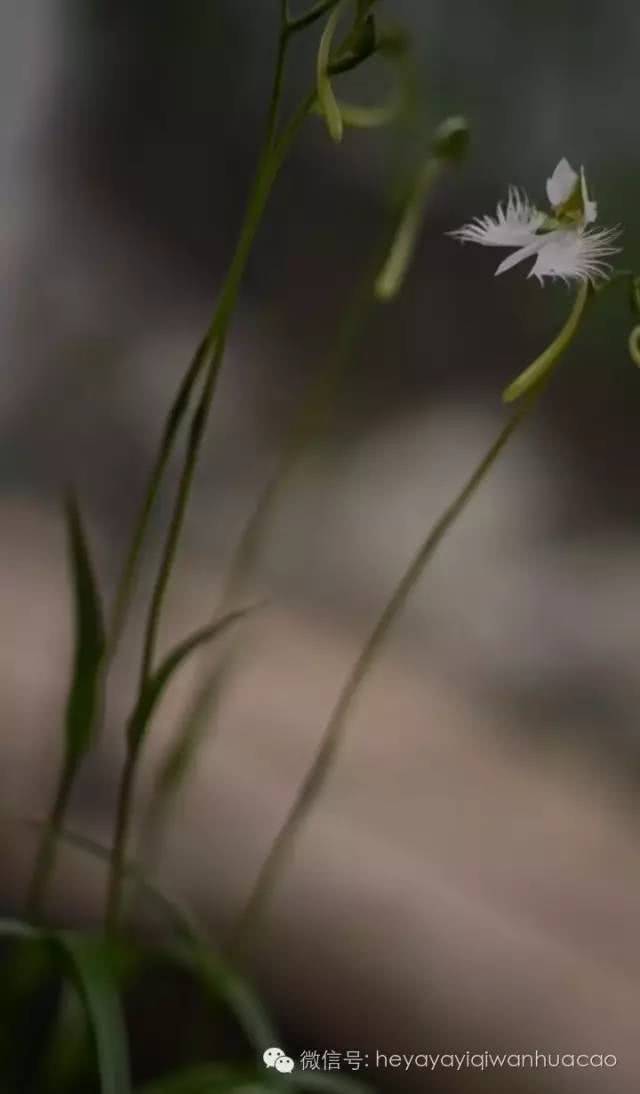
[171,934,280,1055]
[57,932,132,1094]
[64,494,106,761]
[127,608,251,752]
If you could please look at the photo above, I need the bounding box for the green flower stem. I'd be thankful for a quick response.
[138,96,312,690]
[135,268,380,877]
[105,86,315,935]
[107,15,296,665]
[228,387,541,960]
[502,281,589,402]
[107,0,389,923]
[137,149,447,877]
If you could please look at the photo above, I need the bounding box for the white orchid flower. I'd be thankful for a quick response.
[451,158,620,284]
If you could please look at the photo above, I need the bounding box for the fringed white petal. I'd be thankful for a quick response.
[450,187,543,248]
[494,234,547,276]
[527,226,621,284]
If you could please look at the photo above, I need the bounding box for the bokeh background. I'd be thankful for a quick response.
[2,1,640,1090]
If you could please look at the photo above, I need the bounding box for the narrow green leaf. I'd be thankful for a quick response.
[127,608,250,752]
[57,932,132,1094]
[2,813,279,1059]
[64,494,106,762]
[171,936,280,1054]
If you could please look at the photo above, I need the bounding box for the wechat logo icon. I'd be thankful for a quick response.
[263,1047,295,1073]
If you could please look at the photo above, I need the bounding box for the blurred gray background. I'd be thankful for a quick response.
[2,1,640,1091]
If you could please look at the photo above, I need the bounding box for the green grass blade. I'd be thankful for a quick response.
[127,608,251,752]
[2,814,279,1059]
[171,936,280,1055]
[64,494,107,762]
[25,497,107,919]
[57,932,132,1094]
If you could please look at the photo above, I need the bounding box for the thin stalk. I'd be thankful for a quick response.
[25,756,76,920]
[138,97,312,687]
[139,150,447,871]
[228,389,540,960]
[138,339,226,689]
[502,281,588,402]
[107,17,294,662]
[105,70,315,934]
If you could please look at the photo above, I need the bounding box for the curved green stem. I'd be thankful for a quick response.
[316,2,345,141]
[502,282,589,403]
[228,389,541,960]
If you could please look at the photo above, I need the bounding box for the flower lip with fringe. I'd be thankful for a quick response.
[450,158,621,284]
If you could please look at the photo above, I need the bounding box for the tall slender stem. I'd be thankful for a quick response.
[138,98,311,687]
[108,20,295,665]
[138,150,447,872]
[104,31,313,933]
[228,390,540,959]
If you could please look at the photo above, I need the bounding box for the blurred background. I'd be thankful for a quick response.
[2,0,640,1089]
